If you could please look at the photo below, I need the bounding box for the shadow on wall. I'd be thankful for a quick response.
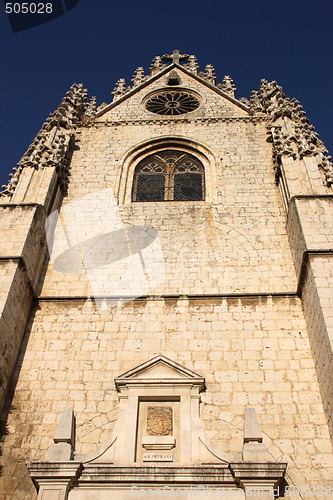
[0,303,40,480]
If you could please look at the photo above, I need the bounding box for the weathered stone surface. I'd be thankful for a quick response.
[0,51,332,499]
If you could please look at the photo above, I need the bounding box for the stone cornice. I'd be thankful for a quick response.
[86,116,265,128]
[79,464,234,483]
[230,462,287,479]
[26,462,287,488]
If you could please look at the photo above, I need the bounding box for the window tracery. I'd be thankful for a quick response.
[133,150,204,202]
[145,91,200,115]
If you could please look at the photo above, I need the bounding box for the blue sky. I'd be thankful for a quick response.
[0,0,332,189]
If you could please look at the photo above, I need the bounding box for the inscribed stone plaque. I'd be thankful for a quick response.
[143,453,173,462]
[147,407,172,436]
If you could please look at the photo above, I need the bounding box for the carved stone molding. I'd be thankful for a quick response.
[257,78,333,187]
[26,357,287,499]
[106,51,249,115]
[1,83,95,199]
[26,462,83,500]
[91,116,264,128]
[150,56,165,75]
[217,75,237,98]
[111,78,129,101]
[131,67,146,87]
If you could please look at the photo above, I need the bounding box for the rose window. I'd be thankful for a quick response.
[145,91,200,115]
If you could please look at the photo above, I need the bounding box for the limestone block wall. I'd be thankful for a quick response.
[287,196,333,440]
[0,204,48,410]
[40,200,297,298]
[301,255,333,440]
[9,166,59,210]
[278,157,328,208]
[1,296,332,498]
[1,68,332,500]
[0,261,32,408]
[39,115,298,298]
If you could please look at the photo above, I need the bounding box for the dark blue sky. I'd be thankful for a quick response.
[0,0,332,189]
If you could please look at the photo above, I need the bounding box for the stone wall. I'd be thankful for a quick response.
[0,204,47,411]
[40,83,298,298]
[1,65,333,500]
[1,296,333,498]
[287,197,333,441]
[0,260,33,409]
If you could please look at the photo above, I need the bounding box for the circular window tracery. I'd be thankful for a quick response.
[145,91,201,115]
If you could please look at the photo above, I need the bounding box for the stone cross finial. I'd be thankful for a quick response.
[162,49,189,65]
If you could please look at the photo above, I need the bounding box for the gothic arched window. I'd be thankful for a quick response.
[133,151,204,202]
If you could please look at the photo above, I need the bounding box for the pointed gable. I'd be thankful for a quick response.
[95,51,250,122]
[114,355,205,392]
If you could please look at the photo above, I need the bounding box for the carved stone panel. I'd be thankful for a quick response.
[147,406,173,436]
[136,400,179,463]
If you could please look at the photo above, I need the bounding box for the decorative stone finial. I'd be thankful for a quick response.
[1,82,91,198]
[84,96,97,119]
[202,64,216,85]
[219,75,237,98]
[111,78,127,101]
[250,90,263,113]
[150,56,165,75]
[239,97,250,106]
[131,67,146,87]
[185,55,199,75]
[258,78,333,186]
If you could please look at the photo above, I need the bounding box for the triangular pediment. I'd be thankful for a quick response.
[114,355,205,391]
[95,63,250,121]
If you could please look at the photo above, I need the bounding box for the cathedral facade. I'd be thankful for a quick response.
[0,51,333,499]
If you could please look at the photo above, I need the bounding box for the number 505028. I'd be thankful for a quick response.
[5,3,53,14]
